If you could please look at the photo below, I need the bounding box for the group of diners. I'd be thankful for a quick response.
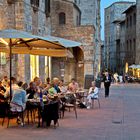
[0,76,81,104]
[0,76,82,125]
[0,75,100,126]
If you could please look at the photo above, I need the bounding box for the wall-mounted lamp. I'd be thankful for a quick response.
[78,61,84,68]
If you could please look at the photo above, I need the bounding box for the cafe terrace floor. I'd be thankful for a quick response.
[0,83,140,140]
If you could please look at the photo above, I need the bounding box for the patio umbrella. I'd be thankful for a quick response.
[136,65,140,69]
[0,29,81,100]
[129,64,137,69]
[43,36,81,48]
[0,29,70,57]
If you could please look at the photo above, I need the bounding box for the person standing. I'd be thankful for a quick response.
[103,72,111,98]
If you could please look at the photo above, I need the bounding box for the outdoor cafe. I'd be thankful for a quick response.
[0,29,88,128]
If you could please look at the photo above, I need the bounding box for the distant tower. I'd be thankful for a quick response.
[76,0,101,77]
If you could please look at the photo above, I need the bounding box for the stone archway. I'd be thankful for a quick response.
[73,47,84,85]
[61,47,84,85]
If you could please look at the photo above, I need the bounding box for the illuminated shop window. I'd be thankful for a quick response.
[30,55,39,80]
[0,52,6,65]
[125,62,128,73]
[45,56,51,78]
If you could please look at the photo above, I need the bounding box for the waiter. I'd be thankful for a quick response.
[103,72,111,98]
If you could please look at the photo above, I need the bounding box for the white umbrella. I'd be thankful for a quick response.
[136,65,140,69]
[129,64,137,69]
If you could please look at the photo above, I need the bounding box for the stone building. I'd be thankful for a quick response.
[50,0,96,84]
[112,4,136,75]
[0,0,100,86]
[104,1,134,73]
[136,0,140,64]
[124,5,136,70]
[115,19,126,75]
[0,0,51,83]
[101,41,106,72]
[76,0,101,77]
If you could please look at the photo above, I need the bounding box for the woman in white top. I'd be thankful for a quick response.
[87,81,99,109]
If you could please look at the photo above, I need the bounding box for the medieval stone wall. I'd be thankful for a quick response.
[52,25,95,84]
[136,0,140,64]
[50,0,95,84]
[0,0,51,83]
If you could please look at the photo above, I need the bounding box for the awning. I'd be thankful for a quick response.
[0,29,81,57]
[129,64,140,69]
[43,36,81,48]
[0,47,68,57]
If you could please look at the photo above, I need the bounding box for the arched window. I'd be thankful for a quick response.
[133,13,136,25]
[45,0,50,17]
[59,12,66,25]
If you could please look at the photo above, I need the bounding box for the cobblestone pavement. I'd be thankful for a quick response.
[0,83,140,140]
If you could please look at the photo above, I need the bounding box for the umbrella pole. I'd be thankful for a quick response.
[9,39,12,101]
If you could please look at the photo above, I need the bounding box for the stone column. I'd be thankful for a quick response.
[39,56,45,83]
[24,54,30,83]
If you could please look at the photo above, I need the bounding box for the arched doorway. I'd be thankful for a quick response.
[73,47,84,85]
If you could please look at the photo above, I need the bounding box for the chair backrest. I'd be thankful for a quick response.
[0,102,8,117]
[92,87,100,99]
[10,102,23,112]
[65,93,76,104]
[43,101,59,120]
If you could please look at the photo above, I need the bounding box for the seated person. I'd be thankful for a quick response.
[86,81,99,109]
[22,83,28,90]
[0,80,6,92]
[48,83,57,98]
[26,82,36,99]
[10,82,27,126]
[33,77,44,98]
[4,77,19,99]
[10,81,27,112]
[67,86,74,93]
[58,80,67,93]
[2,76,9,88]
[42,83,50,95]
[0,80,6,100]
[68,78,79,93]
[53,77,61,93]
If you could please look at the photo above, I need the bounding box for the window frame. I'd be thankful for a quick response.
[59,12,66,25]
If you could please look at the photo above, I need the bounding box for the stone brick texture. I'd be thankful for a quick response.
[0,0,51,83]
[50,0,96,84]
[0,0,99,85]
[136,0,140,64]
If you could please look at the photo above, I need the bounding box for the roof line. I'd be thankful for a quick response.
[105,1,135,10]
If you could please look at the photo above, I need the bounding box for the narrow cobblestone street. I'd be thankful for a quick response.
[0,83,140,140]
